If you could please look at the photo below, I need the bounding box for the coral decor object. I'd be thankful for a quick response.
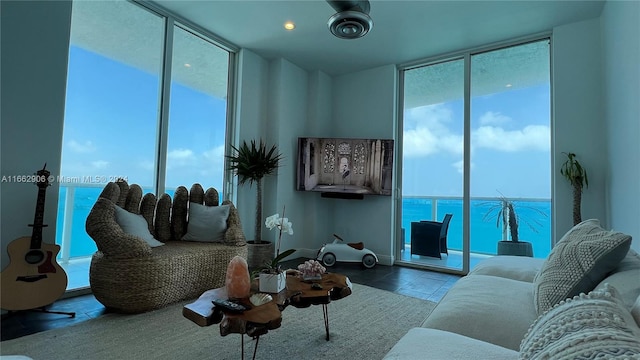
[298,260,326,280]
[225,256,251,299]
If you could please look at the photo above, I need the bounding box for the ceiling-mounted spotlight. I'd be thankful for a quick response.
[326,0,373,39]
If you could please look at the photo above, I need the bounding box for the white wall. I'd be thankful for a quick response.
[234,54,336,256]
[329,65,398,265]
[551,18,608,242]
[601,0,640,253]
[0,1,72,269]
[264,58,309,252]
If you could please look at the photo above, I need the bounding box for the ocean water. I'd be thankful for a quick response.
[402,197,552,257]
[55,187,552,259]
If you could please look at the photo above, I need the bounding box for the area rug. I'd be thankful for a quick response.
[0,284,436,360]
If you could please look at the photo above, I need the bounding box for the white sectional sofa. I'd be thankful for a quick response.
[385,220,640,359]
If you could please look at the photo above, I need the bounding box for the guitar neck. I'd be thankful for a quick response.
[29,186,48,249]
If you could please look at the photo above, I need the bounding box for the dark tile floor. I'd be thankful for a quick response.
[0,258,460,342]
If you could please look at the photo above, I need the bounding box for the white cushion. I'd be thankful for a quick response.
[383,328,519,360]
[114,206,164,247]
[470,255,544,282]
[520,284,640,359]
[181,203,229,243]
[594,249,640,309]
[632,295,640,328]
[421,275,537,351]
[533,219,631,314]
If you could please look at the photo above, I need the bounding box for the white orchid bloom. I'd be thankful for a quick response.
[265,213,280,230]
[265,213,293,236]
[280,218,294,235]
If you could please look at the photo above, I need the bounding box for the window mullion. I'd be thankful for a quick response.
[462,53,471,274]
[155,18,174,196]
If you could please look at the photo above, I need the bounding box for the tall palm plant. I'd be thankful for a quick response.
[227,139,283,243]
[481,193,547,242]
[560,152,589,225]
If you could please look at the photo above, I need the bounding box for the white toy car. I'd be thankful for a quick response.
[316,234,378,269]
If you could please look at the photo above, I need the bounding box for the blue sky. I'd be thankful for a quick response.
[403,84,551,199]
[61,46,226,191]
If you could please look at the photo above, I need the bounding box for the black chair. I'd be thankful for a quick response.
[410,214,453,259]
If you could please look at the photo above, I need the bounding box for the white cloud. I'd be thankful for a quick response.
[479,111,511,126]
[203,145,225,164]
[404,104,463,157]
[404,105,549,156]
[167,148,196,168]
[168,148,194,160]
[473,125,550,152]
[452,159,474,174]
[67,140,96,153]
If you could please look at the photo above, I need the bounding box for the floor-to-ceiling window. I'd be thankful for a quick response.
[401,58,466,272]
[56,1,235,290]
[399,38,551,274]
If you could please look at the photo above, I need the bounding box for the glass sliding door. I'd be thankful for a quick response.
[399,38,551,273]
[470,40,551,264]
[400,58,465,272]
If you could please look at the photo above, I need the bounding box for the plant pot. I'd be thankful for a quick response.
[246,241,274,270]
[497,241,533,257]
[259,272,286,293]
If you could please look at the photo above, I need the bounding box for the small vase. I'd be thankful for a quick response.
[259,272,287,293]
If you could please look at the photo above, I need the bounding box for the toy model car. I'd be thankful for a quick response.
[316,234,378,269]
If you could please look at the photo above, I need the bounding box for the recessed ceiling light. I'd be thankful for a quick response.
[184,63,191,68]
[505,83,512,88]
[284,21,295,30]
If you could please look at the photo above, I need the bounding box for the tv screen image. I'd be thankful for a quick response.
[296,137,394,196]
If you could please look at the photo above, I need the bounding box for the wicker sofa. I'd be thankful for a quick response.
[85,181,247,313]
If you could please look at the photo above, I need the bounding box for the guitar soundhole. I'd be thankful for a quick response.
[25,250,45,265]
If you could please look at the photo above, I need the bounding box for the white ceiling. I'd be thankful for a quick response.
[150,0,605,76]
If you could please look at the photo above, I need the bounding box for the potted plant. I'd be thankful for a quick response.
[257,208,295,293]
[560,152,589,226]
[482,194,547,257]
[227,139,283,269]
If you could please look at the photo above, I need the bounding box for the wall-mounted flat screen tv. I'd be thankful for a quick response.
[296,137,394,196]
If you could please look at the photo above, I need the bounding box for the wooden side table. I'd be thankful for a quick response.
[183,287,282,360]
[280,272,353,340]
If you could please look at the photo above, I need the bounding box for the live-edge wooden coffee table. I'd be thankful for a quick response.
[183,272,352,359]
[282,272,352,341]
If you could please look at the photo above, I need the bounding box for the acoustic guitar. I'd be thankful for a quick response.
[1,164,68,311]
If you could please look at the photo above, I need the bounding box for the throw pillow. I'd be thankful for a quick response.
[114,205,164,247]
[182,202,230,242]
[520,284,640,359]
[533,219,631,314]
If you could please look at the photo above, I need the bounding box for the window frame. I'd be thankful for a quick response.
[396,33,553,275]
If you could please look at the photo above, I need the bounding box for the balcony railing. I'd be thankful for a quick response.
[402,195,552,258]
